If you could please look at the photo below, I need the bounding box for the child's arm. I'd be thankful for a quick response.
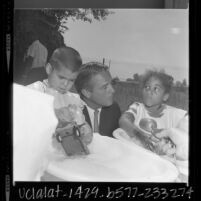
[119,112,149,148]
[119,112,160,149]
[119,112,139,138]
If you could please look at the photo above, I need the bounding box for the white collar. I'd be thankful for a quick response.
[82,101,102,113]
[42,79,70,95]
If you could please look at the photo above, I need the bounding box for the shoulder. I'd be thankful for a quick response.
[67,91,80,98]
[128,101,143,111]
[165,104,186,114]
[28,40,38,48]
[111,101,121,110]
[64,92,83,105]
[165,104,187,120]
[108,101,121,112]
[102,101,121,113]
[27,81,46,93]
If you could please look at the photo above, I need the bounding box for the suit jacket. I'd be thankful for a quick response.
[83,102,121,138]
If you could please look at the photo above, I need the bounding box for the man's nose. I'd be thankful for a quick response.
[108,84,115,94]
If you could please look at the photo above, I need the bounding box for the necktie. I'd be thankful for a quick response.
[94,109,99,133]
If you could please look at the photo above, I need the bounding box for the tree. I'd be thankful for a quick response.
[112,76,120,85]
[175,81,182,88]
[14,9,112,82]
[133,73,140,82]
[126,78,134,82]
[182,78,187,87]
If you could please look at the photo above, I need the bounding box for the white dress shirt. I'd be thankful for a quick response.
[85,104,102,131]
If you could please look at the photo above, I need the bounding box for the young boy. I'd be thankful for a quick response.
[119,69,187,155]
[28,46,93,152]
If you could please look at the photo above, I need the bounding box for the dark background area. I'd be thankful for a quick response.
[14,0,189,9]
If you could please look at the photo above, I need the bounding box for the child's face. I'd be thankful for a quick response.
[142,76,169,108]
[47,65,78,94]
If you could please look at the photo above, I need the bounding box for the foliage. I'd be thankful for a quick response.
[112,76,120,83]
[182,78,187,87]
[14,9,112,82]
[133,73,141,82]
[40,9,112,33]
[126,78,134,82]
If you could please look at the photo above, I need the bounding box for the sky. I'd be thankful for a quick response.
[63,9,189,82]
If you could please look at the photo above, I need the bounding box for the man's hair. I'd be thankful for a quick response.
[74,62,109,94]
[141,69,174,93]
[48,46,82,72]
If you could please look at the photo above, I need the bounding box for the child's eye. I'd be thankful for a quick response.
[144,85,150,90]
[154,87,159,91]
[153,87,161,93]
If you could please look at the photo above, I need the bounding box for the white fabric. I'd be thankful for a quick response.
[46,133,179,182]
[127,102,187,130]
[113,128,188,183]
[172,115,189,178]
[26,40,48,68]
[27,80,83,110]
[13,84,58,181]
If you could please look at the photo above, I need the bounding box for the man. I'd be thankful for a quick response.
[23,32,48,85]
[74,62,121,137]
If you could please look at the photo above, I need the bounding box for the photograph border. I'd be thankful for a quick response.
[3,0,198,200]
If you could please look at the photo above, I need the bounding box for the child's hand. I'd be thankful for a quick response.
[55,122,76,134]
[135,127,161,144]
[54,107,74,122]
[79,122,93,145]
[154,138,176,155]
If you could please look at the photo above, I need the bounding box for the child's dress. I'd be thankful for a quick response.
[27,79,84,111]
[27,80,92,156]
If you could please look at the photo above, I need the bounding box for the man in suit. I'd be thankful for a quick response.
[74,62,121,138]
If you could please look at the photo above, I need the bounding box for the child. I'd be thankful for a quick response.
[27,46,93,154]
[119,69,187,155]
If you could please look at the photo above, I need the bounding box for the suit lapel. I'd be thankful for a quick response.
[83,106,92,128]
[99,108,105,132]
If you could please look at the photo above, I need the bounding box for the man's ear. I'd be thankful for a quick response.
[81,88,91,99]
[45,63,53,75]
[163,93,169,102]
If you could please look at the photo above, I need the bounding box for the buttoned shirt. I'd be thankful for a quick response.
[84,104,102,132]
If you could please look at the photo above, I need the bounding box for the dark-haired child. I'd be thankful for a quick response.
[119,69,187,155]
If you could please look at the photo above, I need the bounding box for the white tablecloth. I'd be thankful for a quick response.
[46,133,179,182]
